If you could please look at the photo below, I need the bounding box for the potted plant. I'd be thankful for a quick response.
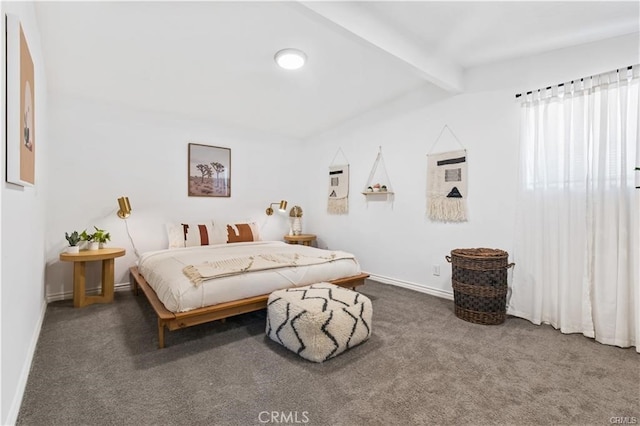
[80,229,99,250]
[92,226,111,249]
[65,231,81,253]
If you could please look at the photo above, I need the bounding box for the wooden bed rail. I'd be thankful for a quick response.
[129,266,369,348]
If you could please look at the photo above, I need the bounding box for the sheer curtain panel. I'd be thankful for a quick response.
[510,66,639,352]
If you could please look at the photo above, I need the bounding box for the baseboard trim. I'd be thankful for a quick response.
[46,281,132,303]
[5,298,48,426]
[368,275,536,323]
[367,273,454,301]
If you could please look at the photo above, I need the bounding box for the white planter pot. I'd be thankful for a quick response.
[66,246,80,254]
[88,241,100,250]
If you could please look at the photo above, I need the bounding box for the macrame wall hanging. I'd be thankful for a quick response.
[362,146,394,197]
[427,125,468,222]
[328,148,349,214]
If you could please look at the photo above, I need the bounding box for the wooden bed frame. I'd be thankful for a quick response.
[129,266,370,348]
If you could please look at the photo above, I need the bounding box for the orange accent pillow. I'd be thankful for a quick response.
[226,222,261,243]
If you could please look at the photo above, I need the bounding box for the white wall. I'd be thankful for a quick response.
[44,96,304,300]
[0,2,49,424]
[300,34,639,298]
[300,88,519,297]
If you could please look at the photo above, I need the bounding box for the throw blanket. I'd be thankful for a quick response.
[328,164,349,214]
[427,149,468,222]
[183,251,354,286]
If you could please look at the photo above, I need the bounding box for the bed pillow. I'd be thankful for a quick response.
[166,223,187,249]
[226,222,261,243]
[166,221,226,248]
[182,222,215,247]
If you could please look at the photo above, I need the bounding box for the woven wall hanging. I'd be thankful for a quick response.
[328,148,349,214]
[427,126,468,222]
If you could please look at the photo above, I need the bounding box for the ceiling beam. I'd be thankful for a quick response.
[299,1,464,93]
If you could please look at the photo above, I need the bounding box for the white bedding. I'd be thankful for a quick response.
[137,241,362,313]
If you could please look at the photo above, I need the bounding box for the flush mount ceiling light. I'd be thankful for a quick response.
[274,48,307,70]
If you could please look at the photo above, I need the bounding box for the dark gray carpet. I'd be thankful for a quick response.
[17,281,639,426]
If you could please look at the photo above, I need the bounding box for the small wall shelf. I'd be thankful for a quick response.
[362,190,395,196]
[363,146,394,199]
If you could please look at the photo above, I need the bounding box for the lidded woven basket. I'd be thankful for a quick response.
[446,248,514,325]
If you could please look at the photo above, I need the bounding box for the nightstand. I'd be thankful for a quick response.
[284,234,317,246]
[59,248,126,308]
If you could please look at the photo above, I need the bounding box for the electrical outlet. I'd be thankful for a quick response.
[432,265,440,276]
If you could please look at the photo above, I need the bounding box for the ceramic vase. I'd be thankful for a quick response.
[292,217,302,236]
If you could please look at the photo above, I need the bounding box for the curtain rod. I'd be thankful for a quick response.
[514,65,634,99]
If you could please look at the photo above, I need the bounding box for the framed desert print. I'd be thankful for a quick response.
[5,14,35,186]
[188,143,231,197]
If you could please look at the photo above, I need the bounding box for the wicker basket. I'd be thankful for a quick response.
[446,248,514,325]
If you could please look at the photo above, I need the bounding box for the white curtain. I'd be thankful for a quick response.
[510,66,640,352]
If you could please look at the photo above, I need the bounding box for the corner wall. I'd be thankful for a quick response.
[300,33,640,298]
[1,2,49,424]
[301,88,519,295]
[44,96,304,300]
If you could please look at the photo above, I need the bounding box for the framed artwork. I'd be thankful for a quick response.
[188,143,231,197]
[5,14,35,186]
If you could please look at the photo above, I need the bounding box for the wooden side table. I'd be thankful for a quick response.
[284,234,317,246]
[59,248,126,308]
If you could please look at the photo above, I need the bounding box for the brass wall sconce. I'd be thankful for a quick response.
[117,196,132,219]
[266,200,288,216]
[115,196,140,259]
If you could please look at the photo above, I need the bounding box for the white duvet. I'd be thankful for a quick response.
[137,241,362,313]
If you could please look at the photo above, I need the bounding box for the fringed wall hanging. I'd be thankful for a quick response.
[427,126,468,222]
[328,148,349,214]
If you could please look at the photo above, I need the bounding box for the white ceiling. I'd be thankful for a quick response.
[34,1,639,140]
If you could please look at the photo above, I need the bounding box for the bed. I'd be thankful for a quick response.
[129,240,369,348]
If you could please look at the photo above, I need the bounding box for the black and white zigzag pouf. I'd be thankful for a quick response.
[266,283,372,362]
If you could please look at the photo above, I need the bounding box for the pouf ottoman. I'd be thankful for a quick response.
[266,282,372,362]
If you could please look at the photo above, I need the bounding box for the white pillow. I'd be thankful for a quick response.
[166,223,187,249]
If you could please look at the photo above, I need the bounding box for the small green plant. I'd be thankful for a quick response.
[92,226,111,244]
[79,229,94,242]
[65,231,80,247]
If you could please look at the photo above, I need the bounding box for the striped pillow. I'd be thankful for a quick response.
[226,222,261,243]
[166,221,226,249]
[182,223,216,247]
